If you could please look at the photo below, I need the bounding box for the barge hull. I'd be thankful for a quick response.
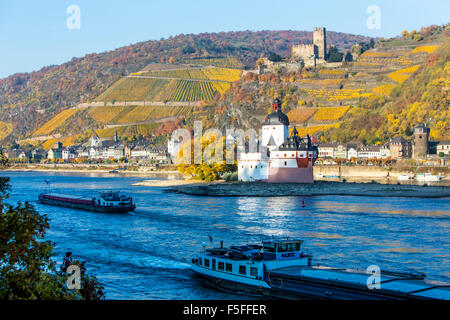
[39,197,135,213]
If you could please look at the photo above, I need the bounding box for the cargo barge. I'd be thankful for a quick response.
[191,238,450,300]
[38,191,136,213]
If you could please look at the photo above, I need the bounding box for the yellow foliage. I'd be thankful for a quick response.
[34,108,80,136]
[313,106,351,121]
[410,45,439,54]
[0,121,13,140]
[290,123,341,136]
[287,108,316,123]
[388,65,421,84]
[372,84,396,96]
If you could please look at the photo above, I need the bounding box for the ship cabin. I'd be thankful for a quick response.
[94,191,133,207]
[193,239,312,281]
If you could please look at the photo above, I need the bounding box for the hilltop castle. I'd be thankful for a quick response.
[291,27,327,67]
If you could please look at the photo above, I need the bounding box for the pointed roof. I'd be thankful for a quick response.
[267,135,277,146]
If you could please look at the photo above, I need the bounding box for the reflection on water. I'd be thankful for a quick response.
[2,171,450,299]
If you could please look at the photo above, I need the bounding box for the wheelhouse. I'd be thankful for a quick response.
[192,238,311,282]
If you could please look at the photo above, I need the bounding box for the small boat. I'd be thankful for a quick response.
[191,237,450,300]
[416,173,442,182]
[398,173,414,181]
[38,191,136,213]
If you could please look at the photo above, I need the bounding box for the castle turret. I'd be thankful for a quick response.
[262,99,289,151]
[413,123,430,159]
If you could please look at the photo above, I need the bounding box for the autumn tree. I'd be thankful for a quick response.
[0,176,105,300]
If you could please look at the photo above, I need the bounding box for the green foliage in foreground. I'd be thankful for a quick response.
[0,176,105,300]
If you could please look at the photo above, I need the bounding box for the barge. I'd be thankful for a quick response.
[191,238,450,300]
[38,191,136,213]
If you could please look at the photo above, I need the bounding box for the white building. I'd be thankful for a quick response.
[347,147,358,160]
[168,138,181,159]
[380,144,390,158]
[318,143,337,158]
[261,99,289,152]
[358,146,381,159]
[437,141,450,155]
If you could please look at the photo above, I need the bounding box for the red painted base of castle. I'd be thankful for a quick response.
[268,167,314,183]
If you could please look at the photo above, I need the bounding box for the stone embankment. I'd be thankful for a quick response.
[166,181,450,198]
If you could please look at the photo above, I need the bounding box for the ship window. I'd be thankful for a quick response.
[263,243,276,253]
[218,262,224,271]
[204,259,210,268]
[225,263,232,272]
[250,267,258,277]
[198,257,202,266]
[284,161,287,166]
[239,265,246,275]
[212,259,216,270]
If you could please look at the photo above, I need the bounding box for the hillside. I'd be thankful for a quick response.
[212,24,449,145]
[0,29,370,144]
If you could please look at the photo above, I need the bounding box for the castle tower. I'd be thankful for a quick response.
[313,27,327,60]
[413,123,430,159]
[262,99,289,151]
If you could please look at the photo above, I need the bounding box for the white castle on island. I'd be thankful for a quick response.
[238,99,319,183]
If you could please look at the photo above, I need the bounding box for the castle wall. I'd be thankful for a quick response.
[291,44,316,61]
[238,154,269,181]
[262,125,289,149]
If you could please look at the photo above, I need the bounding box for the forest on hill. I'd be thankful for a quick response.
[0,30,370,142]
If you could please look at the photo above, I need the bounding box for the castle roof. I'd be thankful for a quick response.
[263,99,289,126]
[278,130,312,151]
[267,135,277,146]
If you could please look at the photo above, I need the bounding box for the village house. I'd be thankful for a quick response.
[62,148,77,160]
[334,144,348,159]
[380,144,390,159]
[47,142,64,160]
[347,146,358,160]
[389,136,411,160]
[357,146,382,159]
[437,141,450,156]
[318,142,337,158]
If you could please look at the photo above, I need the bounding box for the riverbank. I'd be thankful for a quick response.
[0,164,182,178]
[166,181,450,198]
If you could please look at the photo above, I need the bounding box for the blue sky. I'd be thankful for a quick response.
[0,0,448,78]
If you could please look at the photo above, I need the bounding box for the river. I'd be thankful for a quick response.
[2,171,449,299]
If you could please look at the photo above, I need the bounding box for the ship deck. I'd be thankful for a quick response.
[268,266,450,300]
[43,193,93,201]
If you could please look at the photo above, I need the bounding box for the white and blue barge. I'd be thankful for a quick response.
[191,238,450,300]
